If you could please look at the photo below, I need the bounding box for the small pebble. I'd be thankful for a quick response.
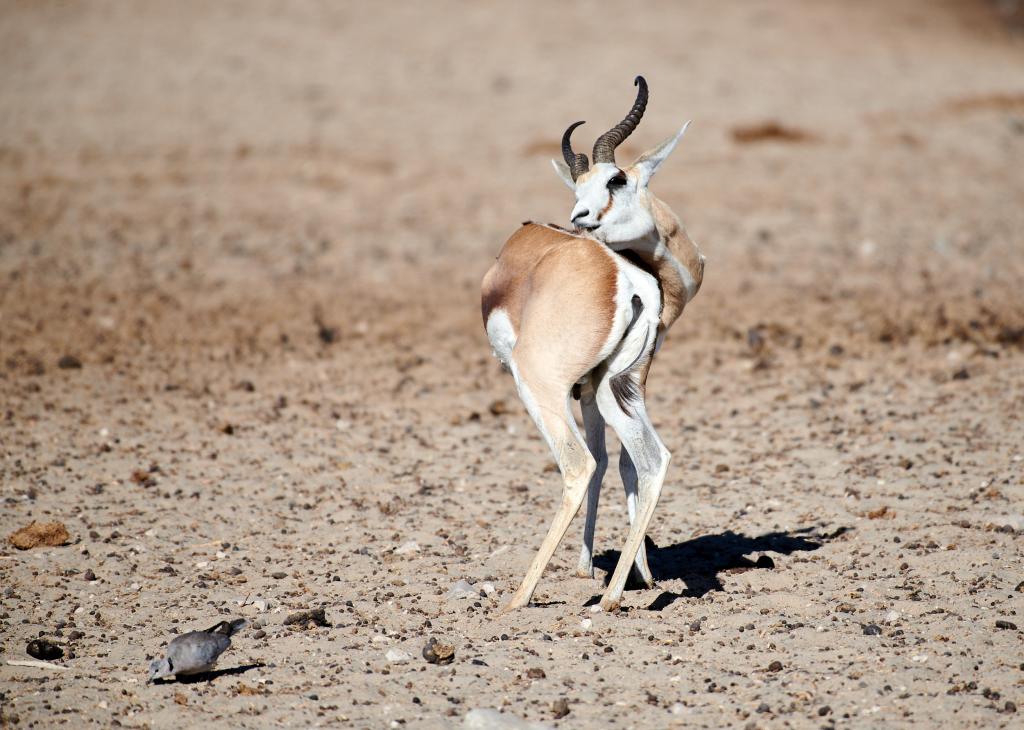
[552,698,570,719]
[767,660,783,672]
[995,620,1017,630]
[863,624,882,636]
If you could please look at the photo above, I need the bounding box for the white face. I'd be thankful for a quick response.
[552,122,690,245]
[568,163,656,244]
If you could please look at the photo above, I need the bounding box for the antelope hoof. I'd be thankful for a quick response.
[599,596,621,612]
[498,593,529,616]
[575,566,595,579]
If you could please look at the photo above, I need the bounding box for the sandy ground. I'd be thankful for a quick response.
[2,1,1023,728]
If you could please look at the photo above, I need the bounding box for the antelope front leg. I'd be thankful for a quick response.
[619,449,655,588]
[600,453,669,611]
[595,376,671,611]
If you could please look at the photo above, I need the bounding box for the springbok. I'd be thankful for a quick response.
[481,76,705,612]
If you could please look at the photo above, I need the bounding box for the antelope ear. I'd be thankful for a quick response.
[551,159,576,190]
[629,121,690,187]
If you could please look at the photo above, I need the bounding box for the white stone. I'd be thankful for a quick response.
[580,618,593,630]
[395,541,420,555]
[385,649,413,664]
[463,708,553,730]
[447,579,477,599]
[480,582,496,596]
[884,610,900,623]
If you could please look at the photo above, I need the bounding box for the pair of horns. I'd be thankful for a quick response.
[562,75,649,181]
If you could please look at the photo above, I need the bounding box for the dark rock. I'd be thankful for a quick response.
[552,698,570,719]
[526,667,546,679]
[767,660,783,672]
[283,608,329,628]
[271,571,287,579]
[83,569,96,582]
[26,639,63,661]
[862,624,882,636]
[755,555,775,569]
[818,706,831,716]
[57,355,82,370]
[995,620,1017,630]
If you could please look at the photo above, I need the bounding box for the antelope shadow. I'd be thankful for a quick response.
[156,662,266,685]
[590,526,846,611]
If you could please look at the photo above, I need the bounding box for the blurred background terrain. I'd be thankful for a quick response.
[1,1,1022,727]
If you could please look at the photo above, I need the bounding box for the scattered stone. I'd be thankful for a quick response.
[755,555,775,569]
[995,620,1017,630]
[57,355,82,370]
[488,400,512,416]
[447,579,477,600]
[480,582,496,597]
[580,618,593,630]
[951,367,969,380]
[527,667,546,679]
[818,706,832,716]
[767,660,783,672]
[26,639,63,661]
[283,608,329,628]
[884,610,901,623]
[252,599,269,612]
[271,571,287,579]
[422,637,455,665]
[865,505,893,520]
[83,569,96,582]
[1015,581,1024,593]
[8,521,71,550]
[1003,701,1017,714]
[551,698,570,719]
[386,648,413,664]
[863,623,882,636]
[756,702,770,713]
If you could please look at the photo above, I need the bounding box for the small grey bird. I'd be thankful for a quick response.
[147,618,247,683]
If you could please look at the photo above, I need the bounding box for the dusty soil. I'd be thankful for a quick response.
[2,1,1023,728]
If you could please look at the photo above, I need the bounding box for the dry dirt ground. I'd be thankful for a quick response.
[2,1,1023,728]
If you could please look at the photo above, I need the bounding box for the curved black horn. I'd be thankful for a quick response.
[592,76,648,164]
[561,121,590,181]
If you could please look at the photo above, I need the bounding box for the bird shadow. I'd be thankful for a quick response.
[156,662,266,685]
[590,526,847,611]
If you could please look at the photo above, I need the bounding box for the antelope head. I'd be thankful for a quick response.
[552,76,690,245]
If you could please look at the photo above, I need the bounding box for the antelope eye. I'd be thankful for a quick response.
[607,173,627,189]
